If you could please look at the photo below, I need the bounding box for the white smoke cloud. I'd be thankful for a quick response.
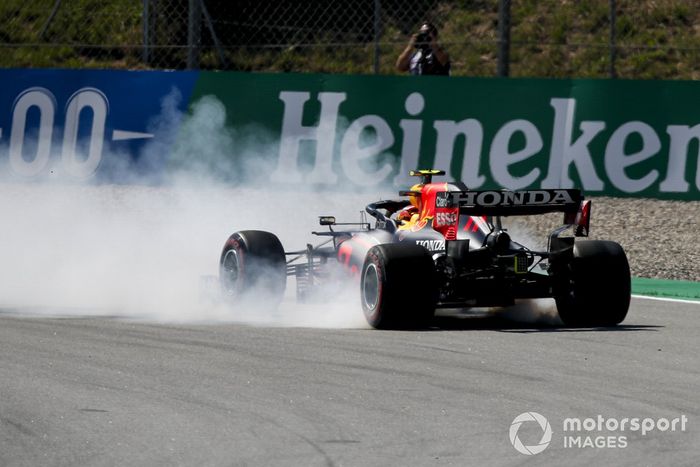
[490,217,563,325]
[0,92,562,329]
[0,93,380,328]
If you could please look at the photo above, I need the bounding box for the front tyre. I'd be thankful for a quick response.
[555,240,631,327]
[361,244,437,330]
[219,230,286,308]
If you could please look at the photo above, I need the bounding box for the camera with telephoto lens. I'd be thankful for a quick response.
[415,31,431,49]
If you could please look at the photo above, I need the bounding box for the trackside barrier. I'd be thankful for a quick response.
[1,69,699,200]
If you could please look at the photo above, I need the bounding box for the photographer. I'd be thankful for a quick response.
[396,22,450,75]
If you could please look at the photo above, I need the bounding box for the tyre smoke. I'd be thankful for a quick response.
[0,93,562,329]
[0,94,383,327]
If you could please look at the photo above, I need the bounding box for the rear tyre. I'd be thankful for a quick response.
[361,244,437,330]
[219,230,286,308]
[555,240,631,327]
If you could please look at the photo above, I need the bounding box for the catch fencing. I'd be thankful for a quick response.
[2,0,700,79]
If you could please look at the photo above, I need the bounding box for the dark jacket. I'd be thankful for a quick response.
[409,48,451,75]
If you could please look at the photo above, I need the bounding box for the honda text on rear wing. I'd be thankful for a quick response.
[435,188,591,237]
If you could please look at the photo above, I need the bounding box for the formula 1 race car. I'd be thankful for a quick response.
[218,170,631,329]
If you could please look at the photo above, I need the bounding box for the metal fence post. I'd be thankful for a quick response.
[373,0,381,74]
[497,0,511,77]
[187,0,202,69]
[143,0,150,64]
[200,0,228,69]
[39,0,62,40]
[609,0,617,78]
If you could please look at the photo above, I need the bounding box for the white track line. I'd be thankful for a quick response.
[632,294,700,305]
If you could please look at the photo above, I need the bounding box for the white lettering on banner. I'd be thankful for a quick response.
[604,121,661,193]
[661,124,700,192]
[542,98,606,190]
[4,86,154,179]
[395,92,425,186]
[10,88,55,177]
[340,115,394,186]
[433,119,485,188]
[5,83,700,195]
[490,119,543,190]
[268,91,698,195]
[272,91,346,184]
[62,88,108,179]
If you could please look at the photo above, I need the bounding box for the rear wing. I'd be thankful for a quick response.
[435,189,583,216]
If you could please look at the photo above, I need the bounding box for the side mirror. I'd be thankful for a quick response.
[319,216,336,226]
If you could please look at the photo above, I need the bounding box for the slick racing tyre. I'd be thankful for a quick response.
[219,230,286,308]
[555,240,631,327]
[361,243,437,330]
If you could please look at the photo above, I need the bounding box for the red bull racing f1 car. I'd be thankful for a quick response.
[219,170,631,329]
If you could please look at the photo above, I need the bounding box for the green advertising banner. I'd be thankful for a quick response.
[191,72,700,199]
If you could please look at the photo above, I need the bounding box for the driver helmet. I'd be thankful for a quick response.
[409,183,423,209]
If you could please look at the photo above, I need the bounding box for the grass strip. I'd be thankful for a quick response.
[632,277,700,302]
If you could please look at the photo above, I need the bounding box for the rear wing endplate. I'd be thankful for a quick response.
[436,189,583,216]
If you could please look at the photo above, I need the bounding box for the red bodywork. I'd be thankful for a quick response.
[335,182,492,274]
[409,182,489,241]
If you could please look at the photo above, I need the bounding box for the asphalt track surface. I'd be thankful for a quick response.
[1,298,698,466]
